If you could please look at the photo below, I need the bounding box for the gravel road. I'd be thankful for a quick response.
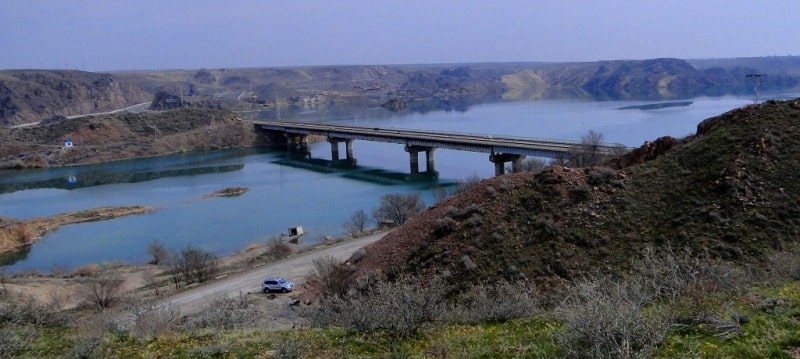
[167,231,388,317]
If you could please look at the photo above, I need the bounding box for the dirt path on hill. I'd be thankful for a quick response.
[166,231,388,317]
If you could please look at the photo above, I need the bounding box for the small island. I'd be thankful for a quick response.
[202,187,250,199]
[617,101,693,110]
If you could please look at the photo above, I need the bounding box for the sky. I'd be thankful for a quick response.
[1,0,797,72]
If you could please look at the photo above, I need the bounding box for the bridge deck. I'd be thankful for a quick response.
[252,120,623,157]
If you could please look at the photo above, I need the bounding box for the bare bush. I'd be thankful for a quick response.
[446,280,539,324]
[587,167,618,186]
[312,274,448,337]
[272,334,309,359]
[631,246,754,302]
[311,255,343,295]
[765,243,800,281]
[265,237,293,260]
[82,267,125,310]
[180,245,218,284]
[187,293,253,330]
[146,239,169,265]
[554,275,672,359]
[126,300,181,339]
[372,192,425,226]
[343,209,370,237]
[0,294,64,326]
[0,323,36,358]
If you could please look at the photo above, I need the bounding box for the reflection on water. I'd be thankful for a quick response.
[0,164,245,194]
[0,244,30,266]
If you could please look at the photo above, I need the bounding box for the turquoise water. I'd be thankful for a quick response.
[0,94,784,272]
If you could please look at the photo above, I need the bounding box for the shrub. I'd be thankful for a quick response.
[311,255,347,295]
[433,217,456,237]
[180,245,218,284]
[569,183,592,201]
[265,237,293,260]
[446,280,539,324]
[587,167,618,186]
[146,239,169,265]
[129,300,181,339]
[0,323,35,358]
[73,263,100,277]
[311,274,448,337]
[554,275,672,359]
[187,293,252,330]
[343,209,370,237]
[372,192,425,225]
[82,267,125,310]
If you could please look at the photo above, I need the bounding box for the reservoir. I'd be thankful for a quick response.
[0,94,788,272]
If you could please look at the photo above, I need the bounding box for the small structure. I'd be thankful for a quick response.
[64,139,74,148]
[288,226,304,237]
[287,226,305,244]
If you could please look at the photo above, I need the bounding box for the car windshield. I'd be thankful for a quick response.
[278,279,286,284]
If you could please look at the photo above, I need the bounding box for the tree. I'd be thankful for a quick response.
[569,130,606,167]
[180,245,218,284]
[83,266,124,310]
[146,239,169,265]
[372,192,425,226]
[344,209,369,237]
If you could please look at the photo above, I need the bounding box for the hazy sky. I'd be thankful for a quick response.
[1,0,797,71]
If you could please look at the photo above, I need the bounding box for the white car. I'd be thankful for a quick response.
[262,277,294,293]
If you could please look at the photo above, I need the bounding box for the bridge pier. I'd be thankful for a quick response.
[285,133,308,152]
[405,145,438,178]
[490,153,526,176]
[327,137,357,167]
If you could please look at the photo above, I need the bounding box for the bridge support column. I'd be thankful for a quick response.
[405,145,438,178]
[328,137,357,167]
[490,153,526,176]
[286,134,310,157]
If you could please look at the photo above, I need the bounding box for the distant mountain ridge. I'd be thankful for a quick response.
[2,56,800,127]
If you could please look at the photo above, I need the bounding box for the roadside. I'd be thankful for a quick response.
[1,230,389,328]
[166,230,388,317]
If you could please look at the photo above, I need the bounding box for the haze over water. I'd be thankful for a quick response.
[1,94,788,273]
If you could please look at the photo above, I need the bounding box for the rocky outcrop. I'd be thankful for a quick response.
[149,91,185,110]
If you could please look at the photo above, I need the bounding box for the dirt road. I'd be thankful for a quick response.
[167,231,388,316]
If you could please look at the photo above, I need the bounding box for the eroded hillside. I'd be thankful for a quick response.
[0,70,150,126]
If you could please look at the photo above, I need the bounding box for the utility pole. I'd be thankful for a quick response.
[746,74,765,104]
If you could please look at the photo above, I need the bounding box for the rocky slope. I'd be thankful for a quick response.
[0,70,150,127]
[346,98,800,291]
[0,108,263,168]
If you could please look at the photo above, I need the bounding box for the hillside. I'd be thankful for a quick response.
[0,70,150,127]
[0,108,263,168]
[348,98,800,290]
[5,57,800,128]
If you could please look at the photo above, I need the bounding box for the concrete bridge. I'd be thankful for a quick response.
[253,120,622,177]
